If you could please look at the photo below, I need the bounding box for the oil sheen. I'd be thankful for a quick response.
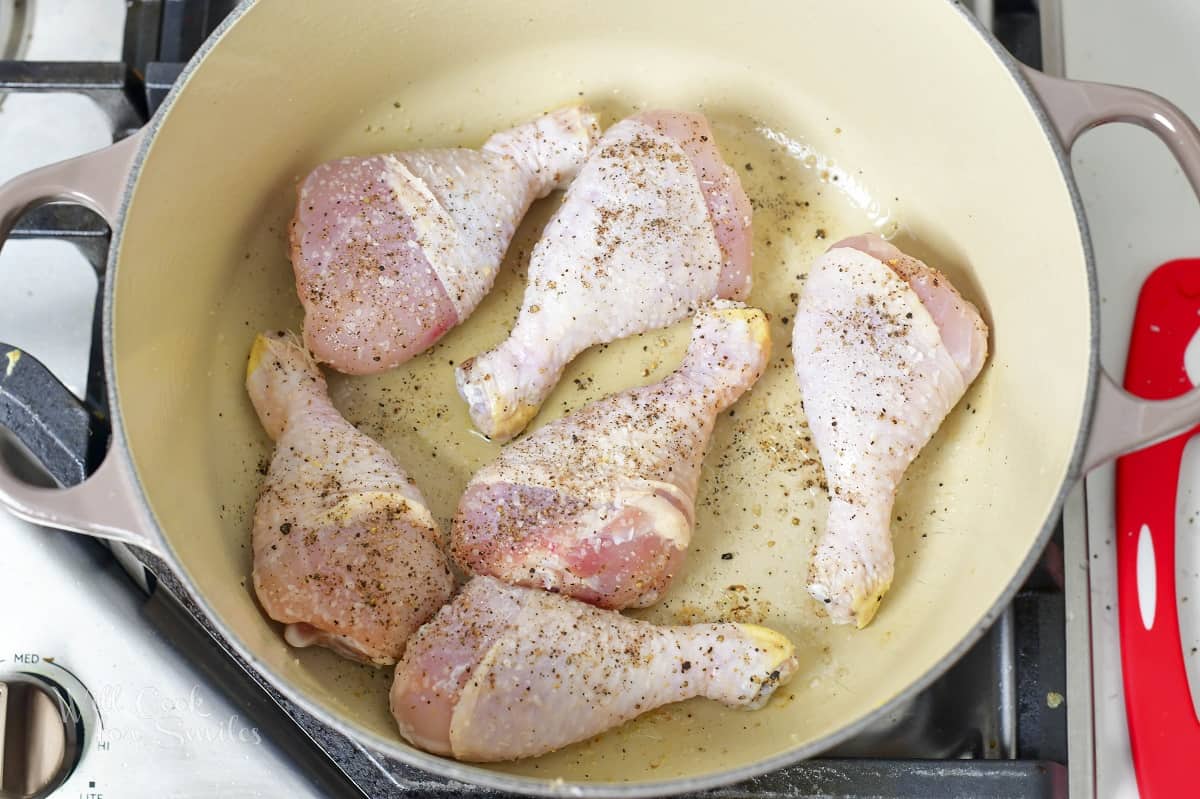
[204,97,988,780]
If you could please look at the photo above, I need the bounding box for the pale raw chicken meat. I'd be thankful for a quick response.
[792,234,988,628]
[291,105,600,375]
[456,109,753,441]
[451,301,770,608]
[389,576,798,761]
[246,331,454,664]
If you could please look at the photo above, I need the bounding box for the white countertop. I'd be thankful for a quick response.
[1061,1,1200,796]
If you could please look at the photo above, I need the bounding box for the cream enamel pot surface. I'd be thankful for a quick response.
[3,1,1200,795]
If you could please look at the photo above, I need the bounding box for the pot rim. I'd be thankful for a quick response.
[98,1,1097,795]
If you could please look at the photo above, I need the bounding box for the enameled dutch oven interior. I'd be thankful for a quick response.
[107,0,1091,791]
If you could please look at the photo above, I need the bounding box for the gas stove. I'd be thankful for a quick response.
[0,2,1086,797]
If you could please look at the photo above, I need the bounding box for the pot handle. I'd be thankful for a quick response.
[1021,66,1200,474]
[0,132,162,554]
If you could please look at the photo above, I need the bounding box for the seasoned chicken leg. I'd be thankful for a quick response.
[390,577,798,761]
[792,235,987,628]
[246,332,454,664]
[291,105,600,375]
[456,110,753,441]
[451,301,770,609]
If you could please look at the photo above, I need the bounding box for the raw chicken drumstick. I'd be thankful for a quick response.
[456,110,753,442]
[246,332,454,665]
[451,301,770,609]
[390,576,798,761]
[792,234,988,628]
[291,105,600,375]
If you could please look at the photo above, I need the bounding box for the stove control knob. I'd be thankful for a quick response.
[0,670,91,797]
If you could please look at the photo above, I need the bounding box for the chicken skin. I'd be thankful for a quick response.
[451,301,770,609]
[456,110,753,442]
[390,577,798,761]
[291,105,600,375]
[791,235,988,627]
[245,332,454,664]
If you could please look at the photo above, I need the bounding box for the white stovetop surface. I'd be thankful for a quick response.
[1061,0,1200,797]
[0,2,321,797]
